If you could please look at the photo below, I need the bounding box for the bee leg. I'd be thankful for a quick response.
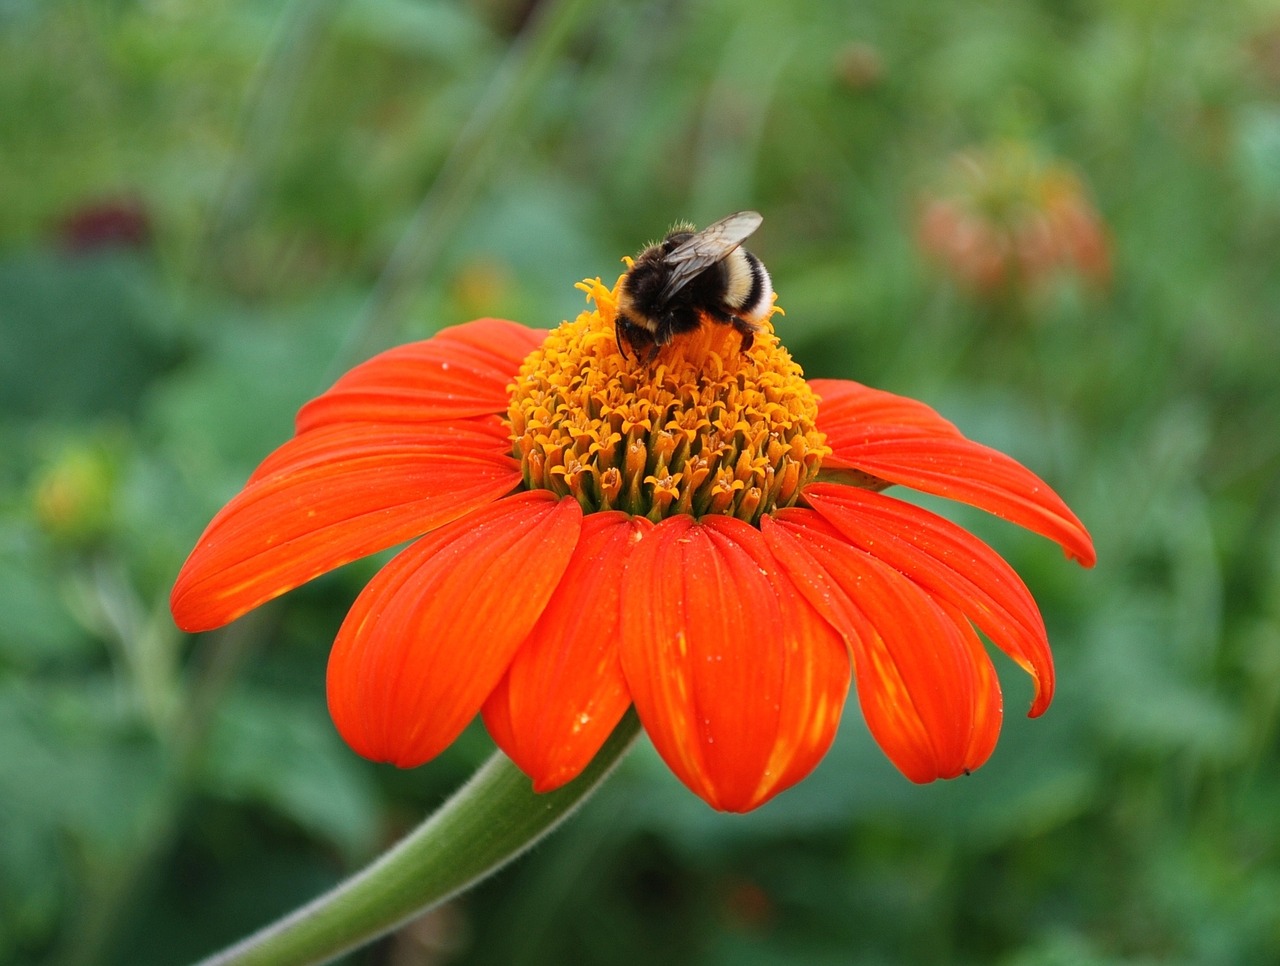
[648,313,685,363]
[616,314,658,364]
[614,316,632,360]
[700,306,756,354]
[701,305,735,328]
[728,314,758,354]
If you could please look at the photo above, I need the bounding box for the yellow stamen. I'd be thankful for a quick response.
[507,275,830,524]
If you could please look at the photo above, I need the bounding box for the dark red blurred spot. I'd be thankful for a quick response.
[57,198,151,253]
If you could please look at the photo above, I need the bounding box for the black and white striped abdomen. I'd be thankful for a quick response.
[722,248,773,323]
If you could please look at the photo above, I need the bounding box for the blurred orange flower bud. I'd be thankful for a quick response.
[917,143,1111,300]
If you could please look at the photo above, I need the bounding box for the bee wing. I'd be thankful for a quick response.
[656,210,763,307]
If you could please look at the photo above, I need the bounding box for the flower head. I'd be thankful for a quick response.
[918,142,1111,299]
[172,267,1094,812]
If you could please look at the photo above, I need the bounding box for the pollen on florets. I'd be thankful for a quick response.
[505,274,830,525]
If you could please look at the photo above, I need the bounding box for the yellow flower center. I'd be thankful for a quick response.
[506,274,830,524]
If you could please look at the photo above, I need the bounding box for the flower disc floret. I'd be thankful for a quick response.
[507,277,830,524]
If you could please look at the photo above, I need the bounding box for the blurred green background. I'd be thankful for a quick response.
[4,0,1280,963]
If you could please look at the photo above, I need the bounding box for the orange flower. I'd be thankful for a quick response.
[918,143,1111,297]
[171,274,1095,812]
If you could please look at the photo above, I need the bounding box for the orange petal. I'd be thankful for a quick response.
[248,415,511,483]
[811,378,961,442]
[763,511,1002,782]
[170,421,520,632]
[812,377,1094,566]
[823,427,1095,567]
[619,515,849,812]
[326,493,581,768]
[483,512,651,792]
[296,319,547,432]
[803,483,1055,716]
[942,598,1003,771]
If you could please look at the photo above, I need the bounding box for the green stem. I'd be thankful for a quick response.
[193,710,642,966]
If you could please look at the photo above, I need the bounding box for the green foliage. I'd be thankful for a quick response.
[2,0,1279,962]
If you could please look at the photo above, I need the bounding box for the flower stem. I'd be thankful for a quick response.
[192,710,641,966]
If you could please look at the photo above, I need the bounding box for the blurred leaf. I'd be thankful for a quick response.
[336,0,492,62]
[0,251,180,420]
[1233,103,1280,209]
[0,678,166,848]
[148,296,356,479]
[1082,601,1244,761]
[0,533,93,666]
[0,676,167,959]
[201,688,380,859]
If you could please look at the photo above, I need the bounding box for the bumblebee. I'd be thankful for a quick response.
[614,210,773,361]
